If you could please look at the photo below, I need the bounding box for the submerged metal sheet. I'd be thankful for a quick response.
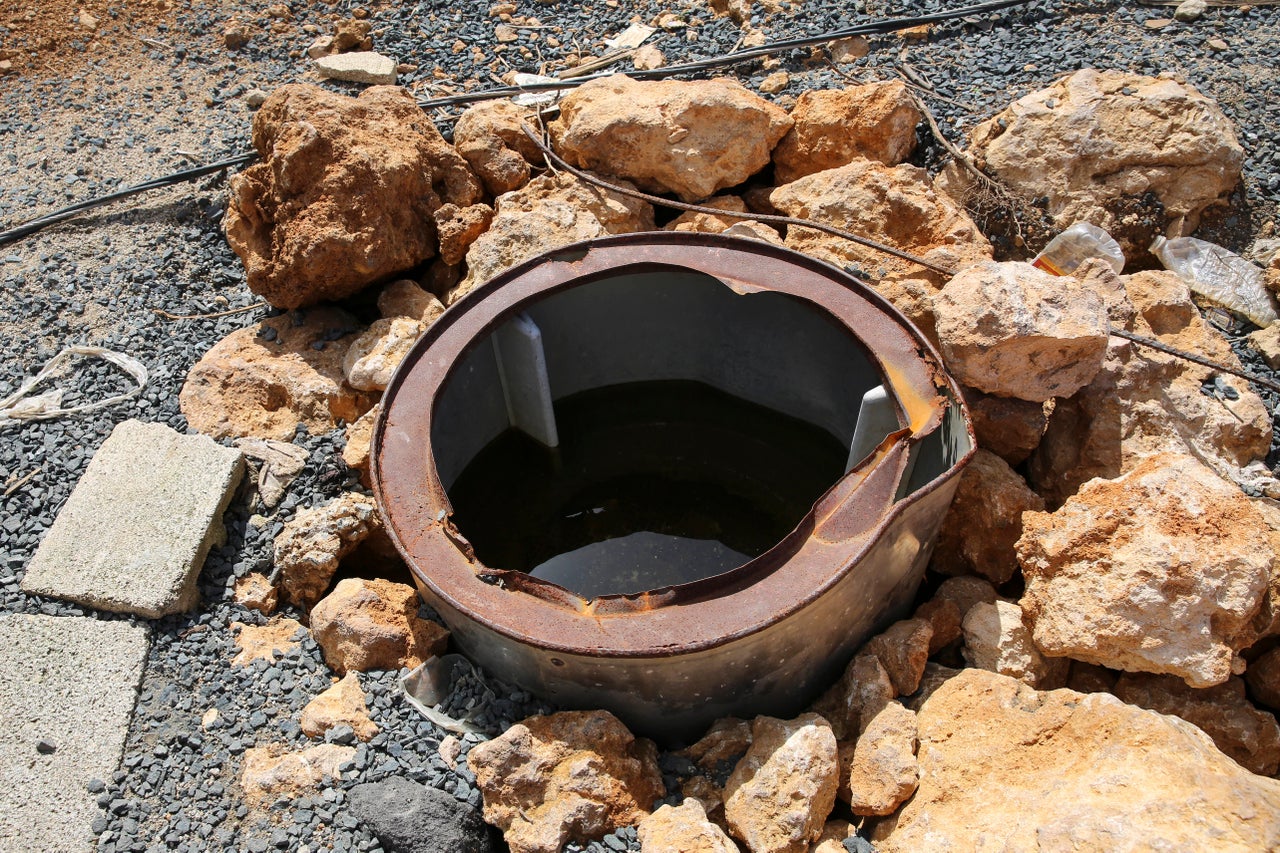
[372,232,974,743]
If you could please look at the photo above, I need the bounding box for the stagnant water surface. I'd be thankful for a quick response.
[447,381,848,599]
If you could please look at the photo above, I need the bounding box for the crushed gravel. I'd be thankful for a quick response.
[2,0,1278,851]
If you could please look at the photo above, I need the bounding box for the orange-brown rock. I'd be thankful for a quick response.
[1113,672,1280,776]
[299,672,378,742]
[466,710,663,853]
[864,618,932,698]
[342,406,378,486]
[932,449,1044,585]
[342,316,425,392]
[663,195,750,233]
[962,600,1068,689]
[231,617,305,667]
[811,654,893,741]
[240,743,354,806]
[843,702,918,817]
[224,84,482,308]
[309,578,449,675]
[773,81,922,182]
[233,573,278,615]
[550,74,791,202]
[681,717,753,773]
[179,308,375,442]
[377,279,445,322]
[1018,452,1273,688]
[872,669,1280,852]
[274,492,381,609]
[453,99,542,196]
[724,713,839,853]
[434,201,494,266]
[637,798,738,853]
[959,385,1049,467]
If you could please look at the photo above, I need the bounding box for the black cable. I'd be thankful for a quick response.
[0,0,1034,247]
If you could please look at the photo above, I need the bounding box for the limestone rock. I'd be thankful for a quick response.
[377,279,445,322]
[932,449,1044,584]
[342,406,379,486]
[811,654,893,741]
[343,316,426,392]
[231,617,305,667]
[1029,270,1271,507]
[961,600,1069,689]
[310,578,449,675]
[453,100,542,197]
[965,69,1243,252]
[844,703,919,817]
[300,672,378,742]
[664,195,749,233]
[766,159,991,341]
[550,74,791,202]
[638,799,738,853]
[959,386,1049,466]
[632,45,666,71]
[180,308,376,442]
[723,713,838,853]
[435,202,494,266]
[466,710,664,853]
[864,619,932,698]
[1248,648,1280,712]
[233,573,278,615]
[872,669,1280,852]
[225,84,482,308]
[240,743,354,806]
[275,493,381,609]
[934,261,1109,403]
[1249,322,1280,370]
[314,51,397,85]
[332,18,373,52]
[773,82,922,182]
[454,171,653,301]
[1113,672,1280,776]
[1018,452,1273,687]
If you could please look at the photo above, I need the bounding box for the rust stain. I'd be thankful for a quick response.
[881,359,942,434]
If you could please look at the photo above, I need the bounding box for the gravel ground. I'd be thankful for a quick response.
[2,0,1278,851]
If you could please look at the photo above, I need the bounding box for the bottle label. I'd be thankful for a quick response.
[1032,256,1066,276]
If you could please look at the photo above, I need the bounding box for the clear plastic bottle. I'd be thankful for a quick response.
[1151,236,1277,328]
[1031,222,1126,276]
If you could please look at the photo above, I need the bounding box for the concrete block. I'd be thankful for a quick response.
[21,419,244,618]
[0,614,150,852]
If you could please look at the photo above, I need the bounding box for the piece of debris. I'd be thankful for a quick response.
[314,51,398,85]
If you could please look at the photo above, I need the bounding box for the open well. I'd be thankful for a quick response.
[373,232,974,741]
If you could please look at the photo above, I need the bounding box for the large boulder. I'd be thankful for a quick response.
[772,81,922,182]
[933,261,1109,403]
[964,68,1243,252]
[550,74,792,202]
[466,710,663,853]
[872,669,1280,851]
[453,171,653,301]
[225,84,482,308]
[1028,270,1271,507]
[1017,452,1273,688]
[180,308,376,442]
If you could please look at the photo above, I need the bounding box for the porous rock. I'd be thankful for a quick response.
[637,798,738,853]
[233,573,278,615]
[664,195,749,233]
[231,617,305,667]
[434,202,494,266]
[275,492,381,609]
[961,600,1069,689]
[453,100,542,196]
[180,308,376,442]
[300,672,378,742]
[911,597,963,655]
[378,279,445,322]
[934,261,1109,403]
[343,315,426,392]
[466,710,663,853]
[225,84,482,308]
[342,406,379,486]
[843,702,919,817]
[965,68,1243,252]
[723,713,838,853]
[932,448,1044,585]
[773,81,922,182]
[930,576,998,624]
[959,386,1049,467]
[454,171,653,301]
[234,437,308,508]
[310,578,449,675]
[811,654,893,741]
[1113,672,1280,776]
[766,158,991,342]
[240,743,354,806]
[348,776,493,853]
[863,618,933,698]
[314,51,397,85]
[1028,270,1271,507]
[872,669,1280,852]
[1018,452,1273,687]
[550,74,791,202]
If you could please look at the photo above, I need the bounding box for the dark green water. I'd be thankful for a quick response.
[446,381,847,599]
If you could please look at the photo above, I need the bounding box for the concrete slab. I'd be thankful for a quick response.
[0,614,150,852]
[21,419,244,618]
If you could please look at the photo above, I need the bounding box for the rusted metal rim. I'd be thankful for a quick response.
[373,233,972,661]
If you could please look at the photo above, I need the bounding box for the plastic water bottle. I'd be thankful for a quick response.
[1032,222,1126,277]
[1151,236,1277,328]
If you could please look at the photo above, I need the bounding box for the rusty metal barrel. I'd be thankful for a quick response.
[372,232,973,742]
